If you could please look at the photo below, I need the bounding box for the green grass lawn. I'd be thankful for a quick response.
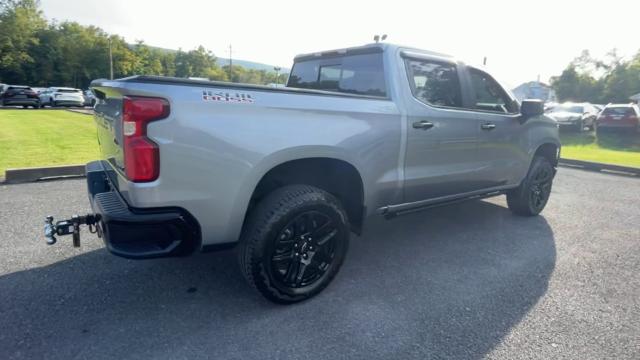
[560,131,640,168]
[0,110,99,177]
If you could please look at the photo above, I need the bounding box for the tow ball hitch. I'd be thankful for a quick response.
[44,214,100,247]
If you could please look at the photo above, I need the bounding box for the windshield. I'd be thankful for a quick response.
[602,107,635,116]
[552,105,583,113]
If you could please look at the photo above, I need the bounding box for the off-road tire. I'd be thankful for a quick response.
[238,185,350,304]
[507,156,555,216]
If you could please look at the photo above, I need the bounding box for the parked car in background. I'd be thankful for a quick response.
[32,87,47,95]
[83,89,96,107]
[39,87,85,107]
[544,102,558,112]
[546,102,598,131]
[596,104,640,133]
[0,85,40,108]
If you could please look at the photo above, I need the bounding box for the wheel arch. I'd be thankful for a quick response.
[241,154,366,235]
[533,142,560,168]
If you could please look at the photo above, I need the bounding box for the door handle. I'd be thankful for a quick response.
[412,120,434,130]
[481,123,496,131]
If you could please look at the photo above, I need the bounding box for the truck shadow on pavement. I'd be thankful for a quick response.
[0,199,556,360]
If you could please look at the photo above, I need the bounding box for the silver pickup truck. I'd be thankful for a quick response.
[46,43,560,303]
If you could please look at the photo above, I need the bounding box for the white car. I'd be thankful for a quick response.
[39,87,85,108]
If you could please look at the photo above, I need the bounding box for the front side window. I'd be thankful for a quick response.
[468,68,517,113]
[287,53,387,97]
[405,58,463,108]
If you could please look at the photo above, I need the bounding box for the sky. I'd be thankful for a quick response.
[40,0,639,88]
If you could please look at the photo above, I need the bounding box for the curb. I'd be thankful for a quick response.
[559,158,640,177]
[66,108,94,115]
[3,164,86,184]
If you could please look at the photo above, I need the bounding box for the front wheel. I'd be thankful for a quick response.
[507,156,555,216]
[238,185,350,304]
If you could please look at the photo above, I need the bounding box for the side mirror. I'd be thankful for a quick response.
[521,99,544,119]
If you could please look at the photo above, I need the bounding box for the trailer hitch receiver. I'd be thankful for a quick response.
[44,214,100,247]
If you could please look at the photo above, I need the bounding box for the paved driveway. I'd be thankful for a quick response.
[0,168,638,359]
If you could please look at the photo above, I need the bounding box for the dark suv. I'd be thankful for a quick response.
[0,85,40,108]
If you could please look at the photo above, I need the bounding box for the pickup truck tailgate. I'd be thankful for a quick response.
[94,97,125,174]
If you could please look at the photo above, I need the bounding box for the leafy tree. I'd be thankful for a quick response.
[0,0,46,83]
[0,0,281,88]
[551,49,640,103]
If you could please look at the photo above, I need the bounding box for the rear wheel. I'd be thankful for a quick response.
[238,185,350,304]
[507,156,555,216]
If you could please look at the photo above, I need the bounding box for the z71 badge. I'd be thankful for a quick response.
[202,90,254,103]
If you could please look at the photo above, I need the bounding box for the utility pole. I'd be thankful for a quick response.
[274,67,281,85]
[228,44,233,80]
[109,37,114,80]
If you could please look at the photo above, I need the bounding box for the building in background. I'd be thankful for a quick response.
[512,81,557,103]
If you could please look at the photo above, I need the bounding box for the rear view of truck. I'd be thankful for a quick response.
[86,93,201,258]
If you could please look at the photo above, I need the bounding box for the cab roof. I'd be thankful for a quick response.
[293,42,454,62]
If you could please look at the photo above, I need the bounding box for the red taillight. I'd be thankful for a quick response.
[122,96,169,182]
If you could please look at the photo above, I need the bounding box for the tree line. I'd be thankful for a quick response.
[0,0,285,89]
[550,49,640,104]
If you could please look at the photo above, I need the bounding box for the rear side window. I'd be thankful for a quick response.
[288,53,387,97]
[57,89,81,93]
[468,68,518,114]
[404,58,463,108]
[602,107,635,116]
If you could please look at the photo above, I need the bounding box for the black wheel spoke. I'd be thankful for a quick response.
[294,215,306,237]
[294,262,308,287]
[313,247,333,266]
[310,219,333,238]
[272,251,293,263]
[284,259,300,284]
[316,229,337,246]
[305,214,318,235]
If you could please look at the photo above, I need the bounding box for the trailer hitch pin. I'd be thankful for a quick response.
[44,214,99,247]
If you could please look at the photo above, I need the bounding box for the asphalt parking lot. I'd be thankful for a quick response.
[0,167,638,360]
